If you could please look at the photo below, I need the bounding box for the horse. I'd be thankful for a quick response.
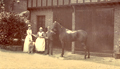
[51,21,90,59]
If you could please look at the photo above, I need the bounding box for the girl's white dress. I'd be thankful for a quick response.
[23,29,32,52]
[35,32,45,52]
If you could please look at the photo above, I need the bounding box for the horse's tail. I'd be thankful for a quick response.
[85,32,90,58]
[84,31,88,48]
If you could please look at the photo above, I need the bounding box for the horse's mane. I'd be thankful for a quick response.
[55,22,82,32]
[55,22,66,30]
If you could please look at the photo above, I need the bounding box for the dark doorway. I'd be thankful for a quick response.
[37,15,45,31]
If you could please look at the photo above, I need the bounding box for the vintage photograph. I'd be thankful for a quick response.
[0,0,120,69]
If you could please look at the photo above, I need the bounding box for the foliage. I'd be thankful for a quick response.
[0,11,28,45]
[0,0,5,12]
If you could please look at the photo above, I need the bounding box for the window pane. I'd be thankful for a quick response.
[53,0,57,6]
[28,0,31,7]
[38,0,41,7]
[42,0,46,6]
[64,0,69,5]
[48,0,52,6]
[85,0,91,2]
[71,0,76,4]
[78,0,83,3]
[91,0,98,2]
[33,0,36,7]
[58,0,63,5]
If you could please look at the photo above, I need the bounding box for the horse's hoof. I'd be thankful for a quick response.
[58,57,64,60]
[60,54,63,57]
[49,54,53,56]
[43,52,48,55]
[88,56,90,58]
[61,55,64,57]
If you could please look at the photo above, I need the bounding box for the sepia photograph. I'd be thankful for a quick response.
[0,0,120,69]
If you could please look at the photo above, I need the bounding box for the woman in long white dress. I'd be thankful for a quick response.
[23,24,32,52]
[35,27,45,52]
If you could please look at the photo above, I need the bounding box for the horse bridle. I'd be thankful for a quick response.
[49,30,56,34]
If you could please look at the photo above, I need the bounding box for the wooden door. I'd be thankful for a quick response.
[37,15,45,31]
[75,8,114,53]
[92,8,114,53]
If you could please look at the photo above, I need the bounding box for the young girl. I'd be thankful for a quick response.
[28,40,35,53]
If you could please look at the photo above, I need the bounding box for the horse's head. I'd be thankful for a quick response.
[46,25,56,35]
[51,21,58,32]
[52,21,64,34]
[47,30,56,40]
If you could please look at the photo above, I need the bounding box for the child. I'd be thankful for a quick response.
[28,40,35,53]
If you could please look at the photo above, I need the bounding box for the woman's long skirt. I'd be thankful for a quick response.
[23,35,32,52]
[35,37,45,52]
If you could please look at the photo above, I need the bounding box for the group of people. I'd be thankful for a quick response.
[23,24,49,54]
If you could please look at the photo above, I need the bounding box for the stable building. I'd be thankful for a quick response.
[27,0,120,57]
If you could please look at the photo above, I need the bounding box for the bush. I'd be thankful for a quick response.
[0,11,28,46]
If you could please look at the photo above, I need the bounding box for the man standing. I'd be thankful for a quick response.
[44,26,55,55]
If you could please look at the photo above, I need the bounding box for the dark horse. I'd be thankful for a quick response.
[51,21,90,59]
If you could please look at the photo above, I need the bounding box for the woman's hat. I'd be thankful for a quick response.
[28,24,31,27]
[39,27,43,30]
[47,26,50,30]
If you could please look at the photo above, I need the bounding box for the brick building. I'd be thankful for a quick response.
[27,0,120,57]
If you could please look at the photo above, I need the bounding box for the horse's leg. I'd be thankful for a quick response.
[87,47,90,58]
[82,43,87,59]
[61,41,65,57]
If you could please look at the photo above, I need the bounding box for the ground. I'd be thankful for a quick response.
[0,48,120,69]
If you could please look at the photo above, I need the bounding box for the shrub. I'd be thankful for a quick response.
[0,11,28,46]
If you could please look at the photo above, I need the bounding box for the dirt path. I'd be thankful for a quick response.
[0,49,120,69]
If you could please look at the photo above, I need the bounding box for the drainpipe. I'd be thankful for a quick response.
[72,5,75,54]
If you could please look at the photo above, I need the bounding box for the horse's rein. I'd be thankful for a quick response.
[49,30,56,34]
